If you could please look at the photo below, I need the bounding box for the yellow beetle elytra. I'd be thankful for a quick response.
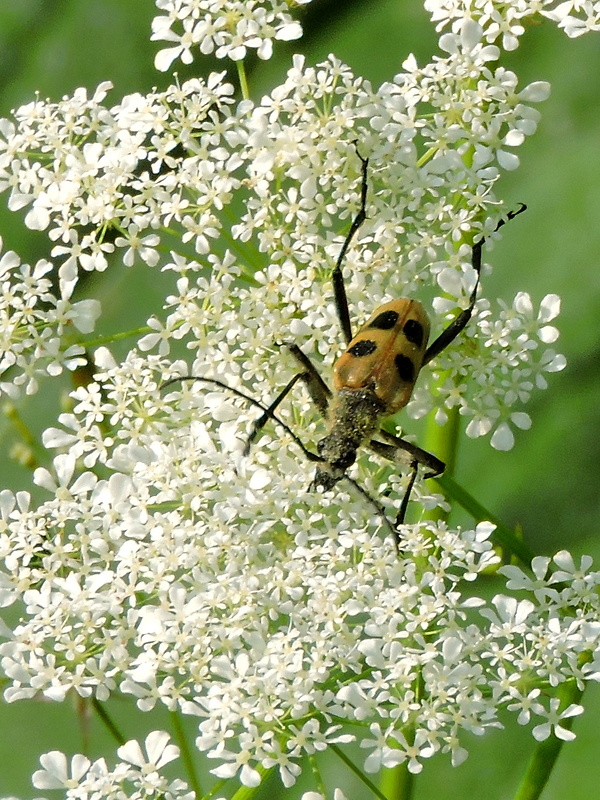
[334,299,431,412]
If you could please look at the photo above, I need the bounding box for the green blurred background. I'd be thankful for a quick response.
[0,0,598,797]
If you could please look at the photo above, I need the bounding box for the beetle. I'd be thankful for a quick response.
[167,149,524,548]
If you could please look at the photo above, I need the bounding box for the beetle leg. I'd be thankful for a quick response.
[244,371,310,455]
[283,343,332,419]
[244,341,334,453]
[395,460,420,528]
[369,430,445,478]
[367,429,445,529]
[343,474,401,550]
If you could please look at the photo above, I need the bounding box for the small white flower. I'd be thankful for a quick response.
[301,790,348,800]
[360,723,405,772]
[507,687,543,725]
[32,751,91,790]
[480,595,536,632]
[532,698,584,742]
[117,730,180,771]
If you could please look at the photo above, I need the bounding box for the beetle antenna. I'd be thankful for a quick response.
[161,375,322,464]
[163,375,399,546]
[332,143,369,345]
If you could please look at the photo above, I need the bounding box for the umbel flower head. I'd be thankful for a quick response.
[0,47,563,445]
[0,0,599,796]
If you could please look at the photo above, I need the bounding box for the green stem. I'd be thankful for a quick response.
[331,744,390,800]
[229,766,274,800]
[81,325,153,349]
[434,472,535,567]
[379,719,417,800]
[380,763,414,800]
[308,754,327,796]
[421,382,461,525]
[3,402,42,469]
[236,60,250,100]
[76,696,92,757]
[512,682,585,800]
[416,145,439,168]
[199,778,229,800]
[170,710,202,799]
[91,698,126,745]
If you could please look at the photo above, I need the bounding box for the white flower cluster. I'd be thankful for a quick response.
[148,0,600,73]
[544,0,600,36]
[0,77,240,301]
[0,243,100,397]
[151,0,310,67]
[0,42,562,447]
[0,0,598,794]
[425,0,600,47]
[409,291,566,449]
[29,734,349,800]
[1,421,598,788]
[31,731,191,800]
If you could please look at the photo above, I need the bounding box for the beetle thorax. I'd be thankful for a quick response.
[311,388,385,491]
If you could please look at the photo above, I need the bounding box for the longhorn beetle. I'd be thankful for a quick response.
[166,149,525,549]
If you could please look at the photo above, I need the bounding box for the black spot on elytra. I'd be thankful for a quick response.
[395,353,415,383]
[348,340,377,358]
[367,310,399,330]
[403,319,424,347]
